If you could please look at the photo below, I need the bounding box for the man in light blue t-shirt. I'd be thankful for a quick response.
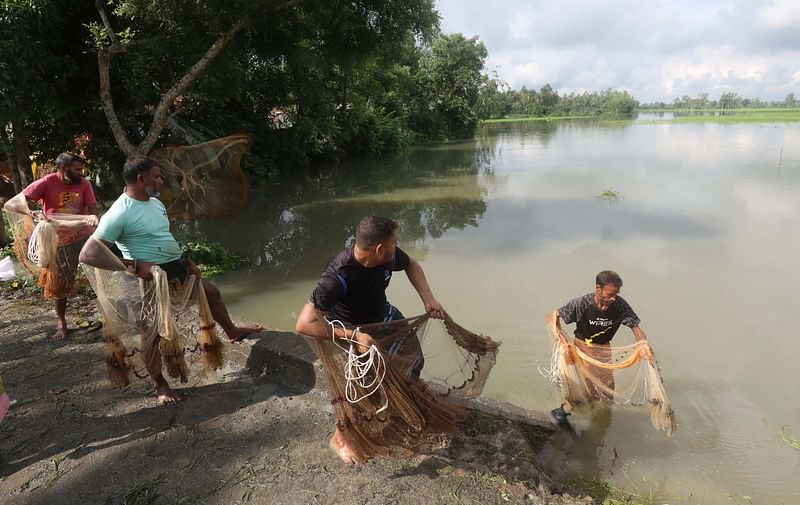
[80,156,262,405]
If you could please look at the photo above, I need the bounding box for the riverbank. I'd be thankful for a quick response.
[0,283,632,505]
[482,107,800,125]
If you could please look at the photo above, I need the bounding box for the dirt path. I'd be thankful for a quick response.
[0,288,590,505]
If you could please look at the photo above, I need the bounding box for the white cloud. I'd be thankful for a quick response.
[511,62,542,83]
[435,0,800,102]
[755,0,800,29]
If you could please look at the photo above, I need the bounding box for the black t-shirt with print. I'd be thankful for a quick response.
[310,246,411,325]
[558,293,640,345]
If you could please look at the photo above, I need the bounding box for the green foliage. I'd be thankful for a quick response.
[486,86,640,120]
[780,426,800,450]
[0,0,105,162]
[642,91,800,110]
[2,0,502,182]
[0,243,12,259]
[596,189,621,202]
[413,33,488,139]
[565,475,658,505]
[0,267,40,295]
[476,71,510,120]
[180,236,248,277]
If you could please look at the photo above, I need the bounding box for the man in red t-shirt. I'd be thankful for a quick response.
[20,152,98,338]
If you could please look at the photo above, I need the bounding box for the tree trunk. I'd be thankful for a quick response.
[0,128,23,193]
[135,18,249,155]
[0,197,6,248]
[95,1,249,159]
[10,121,33,186]
[0,128,24,193]
[97,48,137,158]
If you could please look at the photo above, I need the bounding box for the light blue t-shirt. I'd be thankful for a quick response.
[94,193,183,264]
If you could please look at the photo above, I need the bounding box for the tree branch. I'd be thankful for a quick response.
[95,0,136,157]
[136,17,250,155]
[96,0,304,159]
[95,0,120,47]
[97,48,136,158]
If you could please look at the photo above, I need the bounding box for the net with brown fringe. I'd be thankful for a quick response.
[312,314,501,463]
[544,316,677,436]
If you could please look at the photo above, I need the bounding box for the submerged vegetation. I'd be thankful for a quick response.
[780,426,800,450]
[596,189,622,202]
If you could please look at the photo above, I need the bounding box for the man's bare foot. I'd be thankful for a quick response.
[156,384,182,405]
[50,327,68,340]
[329,429,358,464]
[226,325,264,343]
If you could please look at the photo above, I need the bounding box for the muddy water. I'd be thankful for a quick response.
[202,117,800,503]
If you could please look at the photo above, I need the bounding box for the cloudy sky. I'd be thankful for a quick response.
[435,0,800,103]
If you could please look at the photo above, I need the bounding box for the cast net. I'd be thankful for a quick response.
[543,316,677,435]
[3,192,96,299]
[311,314,501,463]
[149,133,254,219]
[80,238,224,388]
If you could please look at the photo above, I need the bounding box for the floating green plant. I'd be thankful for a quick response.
[780,426,800,450]
[596,189,621,202]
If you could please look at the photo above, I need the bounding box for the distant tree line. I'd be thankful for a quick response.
[640,92,798,110]
[476,82,640,120]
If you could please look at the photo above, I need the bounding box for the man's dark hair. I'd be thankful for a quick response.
[356,216,398,248]
[55,152,84,170]
[596,270,623,288]
[123,156,159,184]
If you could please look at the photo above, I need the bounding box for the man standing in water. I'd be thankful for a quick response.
[79,156,262,404]
[295,216,446,462]
[546,270,653,428]
[3,152,98,339]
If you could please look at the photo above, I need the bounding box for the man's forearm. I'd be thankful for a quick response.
[78,237,126,270]
[405,259,435,304]
[547,309,570,344]
[3,195,35,214]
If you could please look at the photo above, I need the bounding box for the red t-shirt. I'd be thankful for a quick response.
[23,173,97,244]
[23,172,97,215]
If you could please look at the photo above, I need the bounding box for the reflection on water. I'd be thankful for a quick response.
[201,146,493,279]
[201,119,800,504]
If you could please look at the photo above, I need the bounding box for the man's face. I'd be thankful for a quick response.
[62,162,85,185]
[594,284,619,311]
[140,165,164,197]
[375,229,398,264]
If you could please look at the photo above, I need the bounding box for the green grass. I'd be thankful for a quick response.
[668,108,800,123]
[483,108,800,125]
[638,107,800,124]
[565,475,659,505]
[481,115,596,123]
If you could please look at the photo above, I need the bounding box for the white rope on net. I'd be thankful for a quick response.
[27,220,58,267]
[328,319,388,413]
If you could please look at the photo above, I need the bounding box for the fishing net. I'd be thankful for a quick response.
[311,314,501,463]
[543,316,677,436]
[80,237,224,388]
[149,133,254,219]
[3,192,95,299]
